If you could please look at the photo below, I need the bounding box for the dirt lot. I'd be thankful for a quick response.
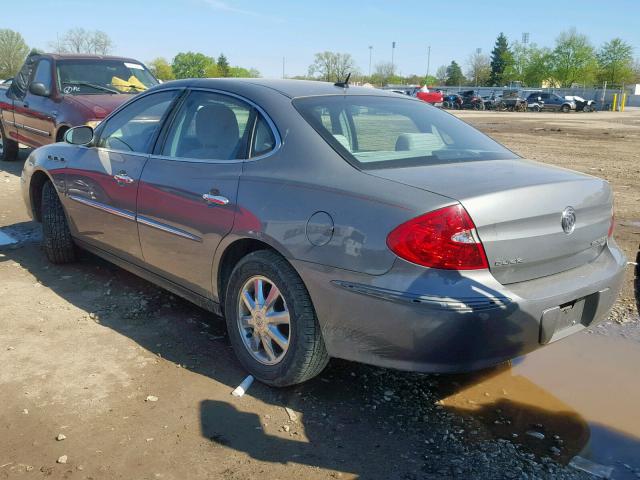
[1,110,639,480]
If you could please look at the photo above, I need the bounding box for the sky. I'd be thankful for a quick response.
[2,0,639,78]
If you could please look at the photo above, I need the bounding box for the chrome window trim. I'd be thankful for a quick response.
[16,123,51,137]
[136,215,202,242]
[68,194,136,221]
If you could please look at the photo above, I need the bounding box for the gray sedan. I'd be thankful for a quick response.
[19,79,626,386]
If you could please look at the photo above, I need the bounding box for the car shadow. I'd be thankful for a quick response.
[2,227,639,478]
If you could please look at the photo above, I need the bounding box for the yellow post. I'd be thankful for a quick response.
[621,93,626,112]
[612,93,618,111]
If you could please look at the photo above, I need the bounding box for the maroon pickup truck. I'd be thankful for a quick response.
[0,52,158,161]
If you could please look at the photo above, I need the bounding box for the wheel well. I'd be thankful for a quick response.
[56,126,69,142]
[217,238,277,308]
[29,171,51,222]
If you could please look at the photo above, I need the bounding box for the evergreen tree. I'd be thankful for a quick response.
[489,33,513,86]
[217,53,230,77]
[445,61,465,86]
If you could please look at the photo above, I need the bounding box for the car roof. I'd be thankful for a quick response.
[41,53,143,63]
[153,78,405,99]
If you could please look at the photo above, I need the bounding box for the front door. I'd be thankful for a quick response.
[137,89,272,298]
[17,58,56,147]
[64,89,181,263]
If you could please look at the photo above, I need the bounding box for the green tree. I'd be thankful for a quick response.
[504,42,553,87]
[489,33,513,86]
[172,52,215,79]
[228,66,260,78]
[148,57,175,81]
[308,51,357,83]
[204,63,220,78]
[551,29,598,87]
[217,53,230,77]
[0,29,29,79]
[445,61,465,86]
[597,38,634,85]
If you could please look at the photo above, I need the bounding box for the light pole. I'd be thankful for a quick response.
[391,41,396,74]
[368,45,373,77]
[475,47,482,86]
[282,56,285,79]
[426,45,431,81]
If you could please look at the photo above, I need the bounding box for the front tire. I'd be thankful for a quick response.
[561,104,571,113]
[224,250,329,386]
[41,181,76,264]
[0,124,19,161]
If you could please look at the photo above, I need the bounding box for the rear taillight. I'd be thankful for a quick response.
[386,204,489,270]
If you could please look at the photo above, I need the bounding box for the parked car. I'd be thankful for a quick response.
[482,92,503,110]
[0,52,158,161]
[460,90,485,110]
[414,86,444,107]
[527,99,544,112]
[526,92,575,112]
[21,79,625,386]
[501,90,528,112]
[442,93,463,109]
[565,95,596,112]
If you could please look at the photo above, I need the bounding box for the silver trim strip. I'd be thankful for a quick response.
[17,123,51,137]
[68,194,136,221]
[136,215,202,242]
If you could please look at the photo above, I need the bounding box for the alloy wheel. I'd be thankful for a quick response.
[237,275,291,365]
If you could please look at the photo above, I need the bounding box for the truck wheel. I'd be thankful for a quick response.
[0,124,19,161]
[224,250,329,386]
[41,181,77,264]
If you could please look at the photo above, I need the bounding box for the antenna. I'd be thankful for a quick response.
[334,73,351,89]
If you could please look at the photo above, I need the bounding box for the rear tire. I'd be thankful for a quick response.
[224,250,329,386]
[561,104,571,113]
[41,181,76,264]
[0,124,19,161]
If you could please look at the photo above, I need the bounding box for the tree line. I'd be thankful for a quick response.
[0,28,260,80]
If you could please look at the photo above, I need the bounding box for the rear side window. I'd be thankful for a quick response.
[251,116,276,157]
[162,91,253,160]
[293,95,518,169]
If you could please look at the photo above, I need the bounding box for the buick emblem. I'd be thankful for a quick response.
[561,207,576,234]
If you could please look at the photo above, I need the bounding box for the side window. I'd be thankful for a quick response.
[162,91,252,160]
[541,93,550,100]
[32,59,52,90]
[98,90,178,153]
[251,115,276,157]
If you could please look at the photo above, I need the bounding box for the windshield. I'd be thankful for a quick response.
[293,95,518,169]
[56,60,158,95]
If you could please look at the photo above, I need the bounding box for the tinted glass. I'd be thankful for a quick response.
[293,95,518,169]
[98,90,178,153]
[251,116,276,157]
[56,60,158,95]
[32,59,52,89]
[162,91,253,160]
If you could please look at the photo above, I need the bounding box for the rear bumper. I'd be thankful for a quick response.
[293,241,626,373]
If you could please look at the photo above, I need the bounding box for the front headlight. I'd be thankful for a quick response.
[85,120,102,129]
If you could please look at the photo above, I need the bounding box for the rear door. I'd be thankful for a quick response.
[136,89,276,298]
[64,89,181,263]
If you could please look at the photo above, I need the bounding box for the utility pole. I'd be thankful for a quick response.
[391,41,396,74]
[368,45,373,77]
[475,47,482,87]
[282,57,285,79]
[426,45,431,80]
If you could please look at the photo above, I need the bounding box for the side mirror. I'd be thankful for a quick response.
[64,126,94,145]
[29,82,50,97]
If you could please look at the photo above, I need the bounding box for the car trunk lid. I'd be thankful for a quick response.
[368,159,613,284]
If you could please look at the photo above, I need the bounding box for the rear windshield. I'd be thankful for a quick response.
[56,60,158,95]
[293,95,518,169]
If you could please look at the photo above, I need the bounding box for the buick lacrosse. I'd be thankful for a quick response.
[20,79,625,386]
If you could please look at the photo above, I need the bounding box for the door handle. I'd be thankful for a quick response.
[202,193,229,205]
[113,172,134,185]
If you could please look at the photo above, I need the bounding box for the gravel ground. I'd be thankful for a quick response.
[1,110,639,479]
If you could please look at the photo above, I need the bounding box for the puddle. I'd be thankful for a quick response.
[438,331,640,479]
[0,231,18,246]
